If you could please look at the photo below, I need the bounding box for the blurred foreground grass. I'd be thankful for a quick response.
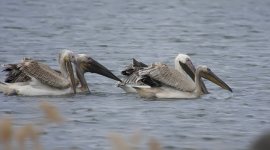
[0,101,63,150]
[108,131,161,150]
[0,101,269,150]
[0,101,163,150]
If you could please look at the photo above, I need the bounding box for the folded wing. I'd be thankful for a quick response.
[138,63,196,92]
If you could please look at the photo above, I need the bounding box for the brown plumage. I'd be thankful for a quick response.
[2,62,61,83]
[2,64,31,83]
[18,60,71,89]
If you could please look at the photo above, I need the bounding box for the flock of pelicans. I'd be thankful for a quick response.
[0,50,232,99]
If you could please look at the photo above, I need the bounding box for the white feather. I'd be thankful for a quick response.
[1,79,73,96]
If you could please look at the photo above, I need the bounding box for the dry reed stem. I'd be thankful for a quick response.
[15,123,43,150]
[108,132,162,150]
[39,101,64,124]
[108,132,131,150]
[15,126,26,150]
[148,138,162,150]
[0,102,63,150]
[129,130,141,146]
[0,117,13,150]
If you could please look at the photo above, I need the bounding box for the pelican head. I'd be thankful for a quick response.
[72,54,122,93]
[175,54,196,80]
[196,65,232,93]
[58,50,77,94]
[175,54,209,94]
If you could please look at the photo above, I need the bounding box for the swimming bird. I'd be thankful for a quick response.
[0,50,77,96]
[118,54,209,94]
[0,50,122,96]
[133,62,232,99]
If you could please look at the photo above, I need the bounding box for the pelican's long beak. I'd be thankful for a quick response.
[78,56,122,82]
[201,68,232,92]
[65,58,76,94]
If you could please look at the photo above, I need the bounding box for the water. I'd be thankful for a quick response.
[0,0,270,149]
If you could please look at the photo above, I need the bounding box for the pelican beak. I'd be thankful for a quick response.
[201,68,232,92]
[65,58,76,94]
[79,56,122,82]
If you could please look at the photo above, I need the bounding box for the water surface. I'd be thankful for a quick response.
[0,0,270,149]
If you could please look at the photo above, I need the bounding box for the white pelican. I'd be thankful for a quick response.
[0,50,77,96]
[118,54,209,94]
[0,50,122,96]
[133,62,232,99]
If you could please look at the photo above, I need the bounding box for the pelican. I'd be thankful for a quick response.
[0,50,122,96]
[0,50,77,96]
[118,54,209,94]
[133,62,232,99]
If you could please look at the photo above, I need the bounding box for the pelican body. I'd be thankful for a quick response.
[126,54,232,99]
[118,54,209,94]
[0,50,121,96]
[0,50,77,96]
[134,64,232,99]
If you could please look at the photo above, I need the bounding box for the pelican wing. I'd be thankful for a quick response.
[132,58,148,68]
[19,60,70,89]
[122,72,138,84]
[120,58,148,84]
[121,72,146,85]
[139,63,196,91]
[121,58,148,76]
[2,64,31,83]
[2,63,61,83]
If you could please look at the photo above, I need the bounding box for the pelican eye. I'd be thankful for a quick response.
[69,54,76,61]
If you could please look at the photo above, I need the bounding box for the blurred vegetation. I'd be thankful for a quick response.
[0,101,163,150]
[108,131,162,150]
[1,101,268,150]
[0,101,63,150]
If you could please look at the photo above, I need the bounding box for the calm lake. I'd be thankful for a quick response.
[0,0,270,149]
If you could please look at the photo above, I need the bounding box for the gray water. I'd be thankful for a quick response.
[0,0,270,149]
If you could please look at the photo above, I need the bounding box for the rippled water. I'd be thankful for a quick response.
[0,0,270,149]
